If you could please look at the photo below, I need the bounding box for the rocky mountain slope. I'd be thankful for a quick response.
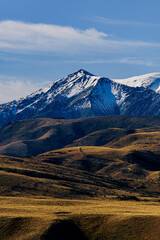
[1,69,160,126]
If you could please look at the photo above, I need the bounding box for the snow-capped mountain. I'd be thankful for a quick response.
[113,72,160,93]
[1,69,160,127]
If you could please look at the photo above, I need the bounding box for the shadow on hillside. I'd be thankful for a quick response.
[125,150,160,171]
[41,219,88,240]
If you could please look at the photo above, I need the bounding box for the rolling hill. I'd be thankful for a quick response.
[1,115,160,157]
[0,144,160,199]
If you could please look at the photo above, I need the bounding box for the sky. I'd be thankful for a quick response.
[0,0,160,103]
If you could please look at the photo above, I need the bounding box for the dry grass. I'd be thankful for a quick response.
[0,145,160,199]
[1,115,160,157]
[106,131,160,152]
[0,197,160,240]
[1,197,160,218]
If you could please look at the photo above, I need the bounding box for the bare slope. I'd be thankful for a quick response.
[1,115,160,157]
[0,145,160,199]
[0,150,140,199]
[106,131,160,152]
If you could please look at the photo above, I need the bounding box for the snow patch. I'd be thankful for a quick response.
[112,72,160,93]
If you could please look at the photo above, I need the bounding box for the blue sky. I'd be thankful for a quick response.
[0,0,160,103]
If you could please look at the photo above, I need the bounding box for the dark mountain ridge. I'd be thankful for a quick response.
[1,115,160,157]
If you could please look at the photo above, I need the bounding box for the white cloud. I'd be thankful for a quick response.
[0,75,51,104]
[0,20,159,54]
[0,20,107,53]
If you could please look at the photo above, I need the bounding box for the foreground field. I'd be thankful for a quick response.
[0,197,160,240]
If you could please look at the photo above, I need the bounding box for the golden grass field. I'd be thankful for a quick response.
[0,196,160,240]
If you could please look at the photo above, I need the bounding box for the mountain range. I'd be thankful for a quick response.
[1,69,160,127]
[1,70,160,240]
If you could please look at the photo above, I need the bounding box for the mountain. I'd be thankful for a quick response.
[1,69,160,127]
[113,72,160,92]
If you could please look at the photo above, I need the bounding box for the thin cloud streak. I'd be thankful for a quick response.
[0,51,159,68]
[91,16,160,28]
[0,20,159,55]
[116,58,160,67]
[64,58,160,67]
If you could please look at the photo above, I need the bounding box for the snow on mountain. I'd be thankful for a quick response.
[112,72,160,93]
[0,69,101,126]
[1,69,160,127]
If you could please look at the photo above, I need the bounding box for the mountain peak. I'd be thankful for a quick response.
[75,69,94,76]
[2,70,160,127]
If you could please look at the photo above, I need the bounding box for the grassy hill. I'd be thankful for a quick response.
[1,115,160,157]
[0,145,160,199]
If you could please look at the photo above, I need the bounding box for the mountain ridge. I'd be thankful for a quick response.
[1,69,160,126]
[1,115,160,157]
[113,72,160,92]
